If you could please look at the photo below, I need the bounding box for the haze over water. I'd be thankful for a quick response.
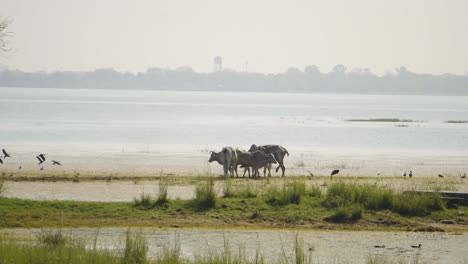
[1,87,467,176]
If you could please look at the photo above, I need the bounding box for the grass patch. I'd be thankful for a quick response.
[324,182,445,216]
[307,185,322,198]
[155,179,169,206]
[392,192,445,216]
[36,229,68,248]
[347,118,415,122]
[445,120,468,123]
[325,206,362,223]
[133,193,153,208]
[194,178,217,209]
[123,231,148,264]
[266,181,306,206]
[223,180,259,198]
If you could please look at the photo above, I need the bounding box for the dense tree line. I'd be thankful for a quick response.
[1,66,468,95]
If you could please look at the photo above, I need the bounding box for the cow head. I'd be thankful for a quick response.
[208,151,217,163]
[266,153,277,164]
[248,144,259,152]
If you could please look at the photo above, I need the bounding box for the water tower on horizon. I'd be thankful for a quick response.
[213,56,223,72]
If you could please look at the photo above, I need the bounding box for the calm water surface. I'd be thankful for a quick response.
[1,87,467,176]
[2,228,467,264]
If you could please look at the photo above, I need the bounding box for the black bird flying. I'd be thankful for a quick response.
[331,169,340,176]
[2,149,11,158]
[52,160,62,166]
[36,155,44,165]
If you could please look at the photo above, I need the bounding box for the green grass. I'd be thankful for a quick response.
[266,181,306,206]
[323,182,445,216]
[0,180,463,230]
[133,193,153,208]
[223,179,259,198]
[0,231,146,264]
[194,178,217,209]
[325,206,363,223]
[156,179,169,206]
[347,118,415,122]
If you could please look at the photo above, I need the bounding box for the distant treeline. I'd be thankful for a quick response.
[1,65,468,95]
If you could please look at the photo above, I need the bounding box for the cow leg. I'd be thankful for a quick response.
[223,164,229,177]
[267,163,272,177]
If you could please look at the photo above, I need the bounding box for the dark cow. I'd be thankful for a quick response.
[248,144,289,177]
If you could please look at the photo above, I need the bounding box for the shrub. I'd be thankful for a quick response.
[133,193,153,208]
[266,181,306,206]
[155,179,168,206]
[36,229,67,248]
[307,185,322,198]
[194,178,217,209]
[324,182,393,210]
[123,231,148,264]
[392,192,445,216]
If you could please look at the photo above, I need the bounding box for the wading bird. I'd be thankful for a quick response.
[40,166,44,170]
[52,160,62,166]
[403,172,406,177]
[462,173,466,179]
[2,149,11,158]
[409,171,413,178]
[438,174,444,178]
[374,245,385,248]
[411,244,421,249]
[39,153,46,162]
[331,169,340,178]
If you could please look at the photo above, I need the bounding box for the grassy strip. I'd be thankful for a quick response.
[346,118,416,122]
[0,182,465,231]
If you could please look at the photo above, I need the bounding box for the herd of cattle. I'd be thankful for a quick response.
[208,144,289,178]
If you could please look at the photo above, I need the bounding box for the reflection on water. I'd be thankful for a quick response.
[2,228,467,264]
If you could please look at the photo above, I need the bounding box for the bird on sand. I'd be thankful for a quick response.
[52,160,62,166]
[374,245,385,248]
[411,244,421,249]
[409,171,413,178]
[330,169,340,178]
[2,149,11,158]
[438,174,444,178]
[461,173,466,179]
[18,165,22,170]
[40,166,44,170]
[403,172,407,177]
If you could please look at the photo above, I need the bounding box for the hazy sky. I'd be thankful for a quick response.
[1,0,468,74]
